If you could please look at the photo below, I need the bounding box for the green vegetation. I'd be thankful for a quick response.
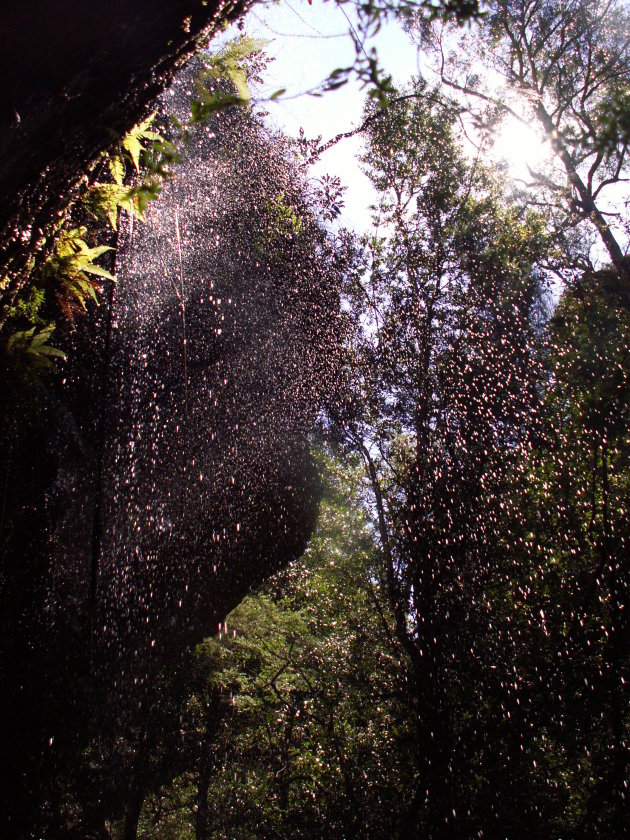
[119,454,415,839]
[93,55,629,833]
[112,5,630,829]
[3,0,630,836]
[0,35,269,387]
[0,113,162,385]
[422,0,630,283]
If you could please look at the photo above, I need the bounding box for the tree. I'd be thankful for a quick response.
[330,76,630,835]
[422,0,630,286]
[135,452,416,839]
[333,80,553,836]
[507,267,630,837]
[0,56,347,837]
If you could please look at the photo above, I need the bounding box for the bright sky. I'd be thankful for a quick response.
[219,0,556,234]
[221,0,419,231]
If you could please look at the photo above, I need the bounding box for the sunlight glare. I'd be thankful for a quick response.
[492,116,551,180]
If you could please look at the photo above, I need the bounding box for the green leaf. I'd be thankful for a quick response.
[198,35,269,109]
[230,68,250,103]
[108,154,125,186]
[78,261,114,281]
[122,132,143,172]
[122,112,162,172]
[5,323,67,379]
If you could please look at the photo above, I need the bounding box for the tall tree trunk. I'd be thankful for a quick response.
[535,103,630,288]
[196,734,212,840]
[196,687,229,840]
[123,790,144,840]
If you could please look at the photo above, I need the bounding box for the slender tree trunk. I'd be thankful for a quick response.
[122,790,144,840]
[196,687,227,840]
[534,104,630,286]
[195,735,211,840]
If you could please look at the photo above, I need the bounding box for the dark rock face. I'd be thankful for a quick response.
[0,69,342,835]
[0,0,248,287]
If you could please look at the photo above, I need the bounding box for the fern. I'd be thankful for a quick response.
[196,35,268,107]
[84,182,144,230]
[42,227,114,313]
[86,113,167,229]
[121,112,163,172]
[1,40,272,381]
[4,323,66,382]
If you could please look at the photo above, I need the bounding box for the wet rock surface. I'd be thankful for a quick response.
[0,67,342,835]
[0,0,248,287]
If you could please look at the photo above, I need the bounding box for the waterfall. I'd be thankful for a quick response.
[0,62,341,835]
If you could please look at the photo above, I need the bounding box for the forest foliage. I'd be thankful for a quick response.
[96,4,630,830]
[118,3,630,836]
[4,0,630,837]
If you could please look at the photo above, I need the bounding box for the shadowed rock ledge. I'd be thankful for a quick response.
[0,63,343,836]
[0,0,249,288]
